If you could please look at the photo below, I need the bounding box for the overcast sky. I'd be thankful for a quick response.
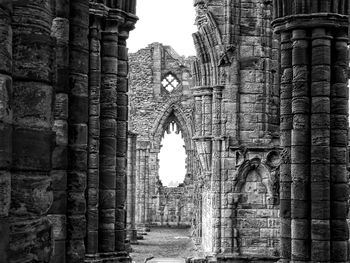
[128,0,197,57]
[128,0,197,186]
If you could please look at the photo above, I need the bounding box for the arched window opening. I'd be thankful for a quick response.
[158,122,186,187]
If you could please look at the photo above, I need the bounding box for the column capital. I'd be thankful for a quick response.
[272,1,349,33]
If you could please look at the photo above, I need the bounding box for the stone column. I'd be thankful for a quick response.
[86,15,102,258]
[135,148,141,227]
[329,28,349,262]
[67,1,89,261]
[10,0,54,261]
[194,95,203,137]
[211,86,223,255]
[0,2,12,262]
[115,24,129,253]
[49,0,70,261]
[279,31,293,262]
[145,149,151,229]
[99,17,119,253]
[272,1,349,262]
[126,132,138,244]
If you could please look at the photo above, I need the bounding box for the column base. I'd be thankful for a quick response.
[214,253,279,263]
[85,252,131,263]
[126,229,139,244]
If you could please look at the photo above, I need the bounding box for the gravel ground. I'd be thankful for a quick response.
[130,227,202,263]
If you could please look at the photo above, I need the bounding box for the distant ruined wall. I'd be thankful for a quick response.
[128,43,199,231]
[151,185,195,227]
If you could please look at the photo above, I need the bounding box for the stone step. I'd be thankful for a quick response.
[145,258,186,263]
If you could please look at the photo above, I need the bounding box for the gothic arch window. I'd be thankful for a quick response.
[161,73,180,93]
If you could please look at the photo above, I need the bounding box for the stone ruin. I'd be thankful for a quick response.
[0,0,349,263]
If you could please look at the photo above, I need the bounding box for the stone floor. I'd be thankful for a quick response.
[130,227,202,263]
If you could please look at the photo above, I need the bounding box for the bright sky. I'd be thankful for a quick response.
[128,0,196,186]
[158,131,186,187]
[128,0,197,57]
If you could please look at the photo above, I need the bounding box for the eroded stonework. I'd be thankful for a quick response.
[0,1,349,263]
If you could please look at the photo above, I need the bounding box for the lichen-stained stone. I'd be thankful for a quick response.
[0,171,11,217]
[12,128,53,170]
[0,123,12,168]
[12,83,54,129]
[8,217,52,263]
[0,74,12,124]
[10,173,52,217]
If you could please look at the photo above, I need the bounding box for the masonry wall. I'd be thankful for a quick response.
[128,43,199,231]
[151,185,195,227]
[191,0,281,259]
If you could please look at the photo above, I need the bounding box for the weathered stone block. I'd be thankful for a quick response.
[0,171,11,217]
[10,173,52,216]
[68,95,89,124]
[48,190,67,214]
[8,217,52,263]
[67,192,86,214]
[48,214,66,240]
[12,82,54,129]
[52,145,68,169]
[66,239,85,263]
[67,215,86,239]
[0,123,12,169]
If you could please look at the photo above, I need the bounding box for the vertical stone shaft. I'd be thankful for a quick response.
[99,19,118,253]
[291,29,310,262]
[86,16,101,256]
[11,0,54,261]
[279,31,292,262]
[135,149,141,226]
[0,2,12,262]
[194,94,203,137]
[211,86,222,254]
[310,28,331,262]
[330,29,349,262]
[140,150,146,228]
[126,133,137,243]
[116,32,128,251]
[203,92,212,137]
[145,150,151,228]
[67,0,89,261]
[50,0,70,261]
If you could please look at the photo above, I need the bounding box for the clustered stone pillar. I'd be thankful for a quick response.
[49,0,70,261]
[86,15,102,257]
[126,132,138,244]
[0,1,12,261]
[67,1,89,261]
[193,85,226,255]
[211,86,223,255]
[10,0,54,261]
[0,1,137,262]
[273,1,349,262]
[116,27,129,253]
[99,17,119,254]
[135,141,151,233]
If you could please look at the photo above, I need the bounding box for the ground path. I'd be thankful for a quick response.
[130,227,202,263]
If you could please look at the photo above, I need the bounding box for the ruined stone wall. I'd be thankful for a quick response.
[0,1,137,262]
[191,0,281,259]
[129,43,194,141]
[128,43,199,231]
[151,185,195,227]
